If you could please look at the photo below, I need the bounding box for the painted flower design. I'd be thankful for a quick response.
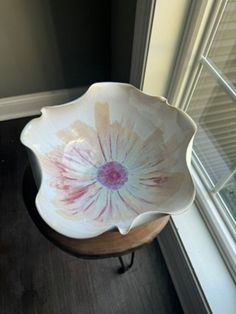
[43,102,185,225]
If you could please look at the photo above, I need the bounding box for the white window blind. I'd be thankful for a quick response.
[186,0,236,222]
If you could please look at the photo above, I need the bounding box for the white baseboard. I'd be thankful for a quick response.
[0,86,88,121]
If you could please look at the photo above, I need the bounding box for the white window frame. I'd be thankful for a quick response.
[130,0,236,312]
[165,0,236,280]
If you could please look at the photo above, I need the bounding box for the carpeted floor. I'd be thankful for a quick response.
[0,117,183,314]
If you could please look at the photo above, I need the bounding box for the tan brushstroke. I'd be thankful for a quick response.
[127,128,164,169]
[71,120,101,155]
[57,129,78,143]
[94,102,110,160]
[95,102,110,134]
[144,128,164,148]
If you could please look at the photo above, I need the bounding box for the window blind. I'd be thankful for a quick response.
[187,0,236,185]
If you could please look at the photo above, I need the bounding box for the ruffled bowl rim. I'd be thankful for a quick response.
[21,82,197,238]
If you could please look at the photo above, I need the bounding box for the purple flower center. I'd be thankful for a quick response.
[97,161,128,190]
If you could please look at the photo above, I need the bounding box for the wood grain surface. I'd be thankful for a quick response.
[0,117,183,314]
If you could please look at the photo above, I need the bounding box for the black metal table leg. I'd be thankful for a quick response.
[117,252,135,274]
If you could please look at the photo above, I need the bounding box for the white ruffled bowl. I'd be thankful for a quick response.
[21,82,197,238]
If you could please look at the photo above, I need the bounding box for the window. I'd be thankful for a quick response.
[168,0,236,279]
[185,0,236,224]
[142,0,236,279]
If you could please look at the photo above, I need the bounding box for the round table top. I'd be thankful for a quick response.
[22,165,170,259]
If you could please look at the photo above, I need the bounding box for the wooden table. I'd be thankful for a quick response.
[22,165,170,273]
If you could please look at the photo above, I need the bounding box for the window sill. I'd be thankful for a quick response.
[158,203,236,314]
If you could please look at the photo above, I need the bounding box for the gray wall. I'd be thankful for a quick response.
[0,0,136,98]
[110,0,137,82]
[0,0,110,97]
